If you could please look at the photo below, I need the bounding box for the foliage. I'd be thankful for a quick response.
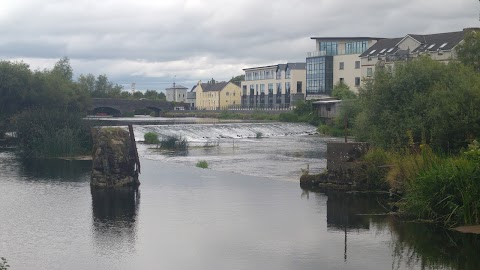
[77,73,124,98]
[160,135,189,151]
[0,257,9,270]
[401,157,480,227]
[255,132,263,138]
[144,90,166,100]
[196,160,208,169]
[457,30,480,71]
[278,100,321,126]
[229,75,245,86]
[144,132,160,144]
[332,81,357,100]
[463,139,480,162]
[358,148,392,190]
[317,124,344,137]
[13,108,92,158]
[354,57,480,152]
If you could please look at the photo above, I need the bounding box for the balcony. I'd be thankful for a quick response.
[307,48,367,57]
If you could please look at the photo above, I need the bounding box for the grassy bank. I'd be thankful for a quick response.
[360,142,480,227]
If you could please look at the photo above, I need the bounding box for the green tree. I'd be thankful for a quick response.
[457,30,480,71]
[229,75,245,86]
[354,56,480,152]
[132,91,144,99]
[332,81,357,100]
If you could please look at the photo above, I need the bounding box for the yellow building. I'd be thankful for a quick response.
[194,81,241,110]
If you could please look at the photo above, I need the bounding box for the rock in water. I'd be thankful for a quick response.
[91,127,140,188]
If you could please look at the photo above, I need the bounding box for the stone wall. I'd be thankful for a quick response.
[300,142,369,190]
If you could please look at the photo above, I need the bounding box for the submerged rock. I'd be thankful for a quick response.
[91,127,140,189]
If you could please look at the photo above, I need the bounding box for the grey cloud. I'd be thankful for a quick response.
[1,0,478,90]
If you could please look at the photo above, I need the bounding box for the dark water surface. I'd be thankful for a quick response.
[1,128,479,269]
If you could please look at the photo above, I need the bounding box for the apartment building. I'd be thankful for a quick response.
[194,81,241,110]
[306,37,382,98]
[359,28,474,79]
[165,84,188,102]
[240,63,306,108]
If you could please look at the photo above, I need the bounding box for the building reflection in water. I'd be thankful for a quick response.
[303,188,480,270]
[91,187,140,254]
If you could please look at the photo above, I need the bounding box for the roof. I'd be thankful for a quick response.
[165,84,188,90]
[310,37,384,41]
[410,31,465,53]
[360,37,403,57]
[243,65,278,71]
[360,30,466,57]
[199,81,230,92]
[287,62,306,70]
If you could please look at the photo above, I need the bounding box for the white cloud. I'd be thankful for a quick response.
[1,0,478,90]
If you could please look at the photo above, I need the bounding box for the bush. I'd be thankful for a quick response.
[196,160,208,169]
[144,132,159,144]
[160,135,188,151]
[278,112,299,122]
[255,132,263,138]
[13,108,92,158]
[359,148,393,190]
[401,157,480,227]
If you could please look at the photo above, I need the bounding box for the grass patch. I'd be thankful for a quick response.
[144,132,160,144]
[196,160,208,169]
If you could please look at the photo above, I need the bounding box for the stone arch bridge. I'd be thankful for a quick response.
[91,98,173,117]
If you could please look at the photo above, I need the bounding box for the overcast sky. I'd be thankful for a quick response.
[1,0,479,91]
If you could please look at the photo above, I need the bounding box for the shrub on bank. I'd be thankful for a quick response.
[401,157,480,227]
[13,108,92,158]
[144,132,159,144]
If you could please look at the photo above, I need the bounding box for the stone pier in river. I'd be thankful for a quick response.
[300,142,369,190]
[91,126,140,189]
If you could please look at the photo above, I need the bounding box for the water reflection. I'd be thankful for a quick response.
[19,158,91,181]
[91,188,140,254]
[389,218,480,270]
[305,189,480,270]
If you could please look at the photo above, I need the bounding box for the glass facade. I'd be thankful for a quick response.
[319,42,338,55]
[306,56,333,95]
[345,41,368,54]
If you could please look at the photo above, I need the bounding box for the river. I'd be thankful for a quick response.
[0,120,478,270]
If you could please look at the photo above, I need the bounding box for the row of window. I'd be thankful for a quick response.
[339,77,361,86]
[318,41,369,56]
[338,61,361,70]
[245,68,292,81]
[242,82,299,95]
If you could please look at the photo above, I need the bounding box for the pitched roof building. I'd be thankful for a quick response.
[194,81,241,110]
[360,28,475,79]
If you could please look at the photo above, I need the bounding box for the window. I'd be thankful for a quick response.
[340,78,344,83]
[296,81,302,93]
[355,77,360,86]
[387,47,394,53]
[379,48,386,54]
[319,41,338,55]
[355,61,360,69]
[226,92,229,96]
[427,44,436,50]
[276,69,282,79]
[286,67,291,79]
[242,85,247,95]
[369,49,376,55]
[339,62,344,70]
[260,84,265,94]
[268,83,273,95]
[439,42,448,49]
[367,68,373,77]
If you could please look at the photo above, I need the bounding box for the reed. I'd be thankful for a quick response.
[160,135,188,151]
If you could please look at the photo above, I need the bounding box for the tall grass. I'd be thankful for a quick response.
[160,135,188,151]
[401,157,480,226]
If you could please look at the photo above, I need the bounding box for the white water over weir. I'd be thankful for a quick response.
[133,122,318,144]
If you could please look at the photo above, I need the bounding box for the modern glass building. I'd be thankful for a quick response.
[306,38,382,97]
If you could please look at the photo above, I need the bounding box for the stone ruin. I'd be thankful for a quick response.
[91,127,140,189]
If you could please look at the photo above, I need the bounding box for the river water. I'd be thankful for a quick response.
[0,120,479,270]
